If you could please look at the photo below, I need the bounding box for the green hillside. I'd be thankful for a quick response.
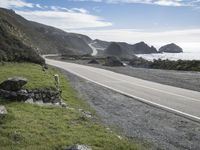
[0,63,144,150]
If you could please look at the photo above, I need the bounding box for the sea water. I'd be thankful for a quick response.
[136,52,200,61]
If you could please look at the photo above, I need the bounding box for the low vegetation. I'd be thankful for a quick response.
[129,57,200,71]
[0,23,44,64]
[0,63,144,150]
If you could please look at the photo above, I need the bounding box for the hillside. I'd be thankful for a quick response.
[0,8,93,56]
[132,42,157,54]
[93,39,110,49]
[0,63,144,150]
[0,21,44,64]
[104,42,134,59]
[104,41,158,59]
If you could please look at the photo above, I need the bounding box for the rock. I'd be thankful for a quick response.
[0,105,7,115]
[17,89,29,100]
[88,59,99,64]
[0,89,29,101]
[35,100,44,106]
[0,77,27,91]
[25,98,34,104]
[104,56,124,67]
[60,100,67,108]
[159,43,183,53]
[78,109,92,118]
[64,144,92,150]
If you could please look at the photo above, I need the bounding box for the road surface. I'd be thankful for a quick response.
[45,57,200,122]
[88,42,98,56]
[88,42,105,56]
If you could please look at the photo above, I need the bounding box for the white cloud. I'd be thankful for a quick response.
[16,9,112,29]
[154,0,184,7]
[69,28,200,52]
[0,0,33,8]
[0,0,112,29]
[35,4,43,9]
[71,0,199,7]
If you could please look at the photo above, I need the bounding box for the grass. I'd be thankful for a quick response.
[0,63,145,150]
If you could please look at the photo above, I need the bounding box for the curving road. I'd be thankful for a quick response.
[89,42,98,56]
[45,57,200,122]
[88,42,105,56]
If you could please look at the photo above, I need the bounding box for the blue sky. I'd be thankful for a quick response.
[1,0,200,51]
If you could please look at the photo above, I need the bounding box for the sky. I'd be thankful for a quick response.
[0,0,200,52]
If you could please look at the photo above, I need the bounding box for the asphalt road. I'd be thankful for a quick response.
[88,42,98,56]
[45,57,200,122]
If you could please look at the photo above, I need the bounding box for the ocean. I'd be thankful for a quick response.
[136,52,200,61]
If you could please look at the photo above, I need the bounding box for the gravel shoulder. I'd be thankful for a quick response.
[60,69,200,150]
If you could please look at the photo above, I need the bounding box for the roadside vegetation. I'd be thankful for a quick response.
[56,55,200,72]
[0,63,144,150]
[129,58,200,71]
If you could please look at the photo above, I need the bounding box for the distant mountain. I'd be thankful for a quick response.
[103,41,158,59]
[104,42,134,59]
[159,43,183,53]
[0,8,93,56]
[93,39,110,49]
[132,42,157,54]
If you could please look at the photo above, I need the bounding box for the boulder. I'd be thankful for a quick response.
[64,144,92,150]
[0,77,27,91]
[159,43,183,53]
[0,105,7,115]
[0,89,29,101]
[104,56,124,67]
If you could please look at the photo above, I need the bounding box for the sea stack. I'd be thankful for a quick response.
[159,43,183,53]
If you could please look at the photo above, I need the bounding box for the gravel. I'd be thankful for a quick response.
[60,69,200,150]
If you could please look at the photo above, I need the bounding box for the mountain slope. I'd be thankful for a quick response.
[94,39,158,57]
[0,19,44,64]
[0,8,92,55]
[132,42,157,54]
[104,42,134,59]
[104,41,158,59]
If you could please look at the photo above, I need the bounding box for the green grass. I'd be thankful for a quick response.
[0,63,145,150]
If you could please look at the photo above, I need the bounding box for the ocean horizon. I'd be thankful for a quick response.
[136,52,200,61]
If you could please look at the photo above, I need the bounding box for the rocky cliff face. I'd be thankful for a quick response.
[0,8,93,56]
[93,40,158,55]
[104,42,134,59]
[104,41,158,59]
[132,42,157,54]
[159,43,183,53]
[93,39,110,49]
